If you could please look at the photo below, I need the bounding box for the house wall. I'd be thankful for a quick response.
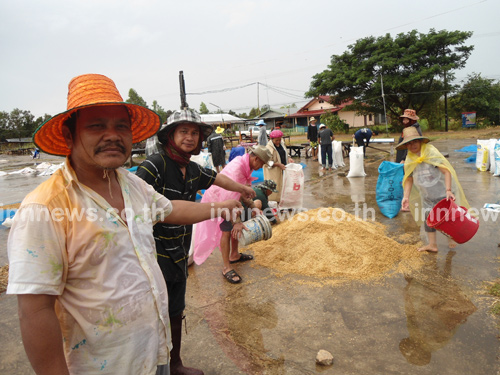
[308,99,335,112]
[339,111,376,128]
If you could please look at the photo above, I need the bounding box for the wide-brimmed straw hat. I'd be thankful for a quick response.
[215,126,225,134]
[33,74,161,156]
[396,127,430,150]
[157,108,212,145]
[250,145,272,164]
[399,109,419,121]
[309,117,317,123]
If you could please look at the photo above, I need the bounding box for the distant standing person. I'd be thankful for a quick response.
[256,119,268,146]
[353,127,379,157]
[207,125,226,172]
[307,117,319,160]
[318,124,335,171]
[264,129,294,203]
[396,109,423,163]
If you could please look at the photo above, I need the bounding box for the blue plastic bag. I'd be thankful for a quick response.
[376,161,404,219]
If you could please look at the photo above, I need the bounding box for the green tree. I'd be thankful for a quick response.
[237,112,249,119]
[248,107,260,118]
[126,88,148,108]
[199,102,209,114]
[450,73,500,125]
[306,29,473,129]
[0,111,9,141]
[320,111,349,134]
[8,108,35,138]
[152,100,169,123]
[280,103,297,109]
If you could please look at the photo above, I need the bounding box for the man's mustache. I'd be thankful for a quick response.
[95,142,127,154]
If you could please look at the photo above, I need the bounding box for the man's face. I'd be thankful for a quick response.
[249,154,265,170]
[172,123,200,153]
[64,105,132,170]
[402,118,411,126]
[407,139,422,154]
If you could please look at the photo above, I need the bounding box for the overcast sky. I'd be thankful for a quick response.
[1,0,498,118]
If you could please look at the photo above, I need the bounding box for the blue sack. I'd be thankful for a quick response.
[376,161,404,219]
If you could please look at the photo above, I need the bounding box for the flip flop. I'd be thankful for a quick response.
[222,269,242,284]
[229,253,254,264]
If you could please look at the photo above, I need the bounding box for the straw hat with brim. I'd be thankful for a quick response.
[310,117,317,122]
[157,108,213,145]
[250,145,272,164]
[33,74,161,156]
[215,126,224,134]
[399,109,419,121]
[396,127,430,150]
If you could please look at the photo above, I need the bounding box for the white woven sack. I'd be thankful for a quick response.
[333,141,345,167]
[476,140,489,172]
[346,146,366,177]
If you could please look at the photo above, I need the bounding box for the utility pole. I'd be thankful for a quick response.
[257,82,260,116]
[380,74,389,136]
[444,70,449,132]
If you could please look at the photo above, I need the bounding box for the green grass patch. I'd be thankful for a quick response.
[491,302,500,316]
[489,282,500,297]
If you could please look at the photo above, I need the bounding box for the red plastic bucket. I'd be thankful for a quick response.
[426,198,479,244]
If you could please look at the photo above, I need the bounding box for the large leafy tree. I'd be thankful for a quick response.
[8,108,35,138]
[126,88,149,108]
[450,73,500,125]
[199,102,209,114]
[306,29,473,127]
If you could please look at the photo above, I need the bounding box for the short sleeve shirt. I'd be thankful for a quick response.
[136,153,217,281]
[7,159,173,375]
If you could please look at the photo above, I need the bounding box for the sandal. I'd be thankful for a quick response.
[223,269,242,284]
[229,253,254,264]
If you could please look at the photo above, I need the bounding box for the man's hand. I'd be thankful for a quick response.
[231,222,247,239]
[240,184,256,200]
[217,200,243,222]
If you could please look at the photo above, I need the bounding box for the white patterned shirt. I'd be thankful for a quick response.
[8,159,172,374]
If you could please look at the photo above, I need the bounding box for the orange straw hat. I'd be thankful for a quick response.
[33,74,161,156]
[399,109,419,121]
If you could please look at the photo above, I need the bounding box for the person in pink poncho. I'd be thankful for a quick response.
[193,145,272,283]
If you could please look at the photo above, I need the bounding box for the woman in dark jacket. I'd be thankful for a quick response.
[395,109,423,163]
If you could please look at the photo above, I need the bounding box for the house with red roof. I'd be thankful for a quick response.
[287,96,383,128]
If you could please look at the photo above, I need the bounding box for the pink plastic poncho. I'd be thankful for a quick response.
[193,153,256,265]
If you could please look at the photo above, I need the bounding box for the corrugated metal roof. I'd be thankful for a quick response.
[200,113,246,124]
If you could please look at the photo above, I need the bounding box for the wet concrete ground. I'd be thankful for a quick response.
[1,139,499,374]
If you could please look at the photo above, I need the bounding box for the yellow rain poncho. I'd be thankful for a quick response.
[402,143,470,226]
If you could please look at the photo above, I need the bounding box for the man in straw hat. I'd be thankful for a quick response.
[398,127,470,252]
[396,109,423,163]
[193,145,273,283]
[206,124,226,172]
[6,73,242,375]
[136,108,255,375]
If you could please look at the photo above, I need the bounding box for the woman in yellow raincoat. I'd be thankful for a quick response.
[399,127,471,253]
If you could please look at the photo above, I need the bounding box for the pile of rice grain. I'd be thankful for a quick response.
[249,208,423,282]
